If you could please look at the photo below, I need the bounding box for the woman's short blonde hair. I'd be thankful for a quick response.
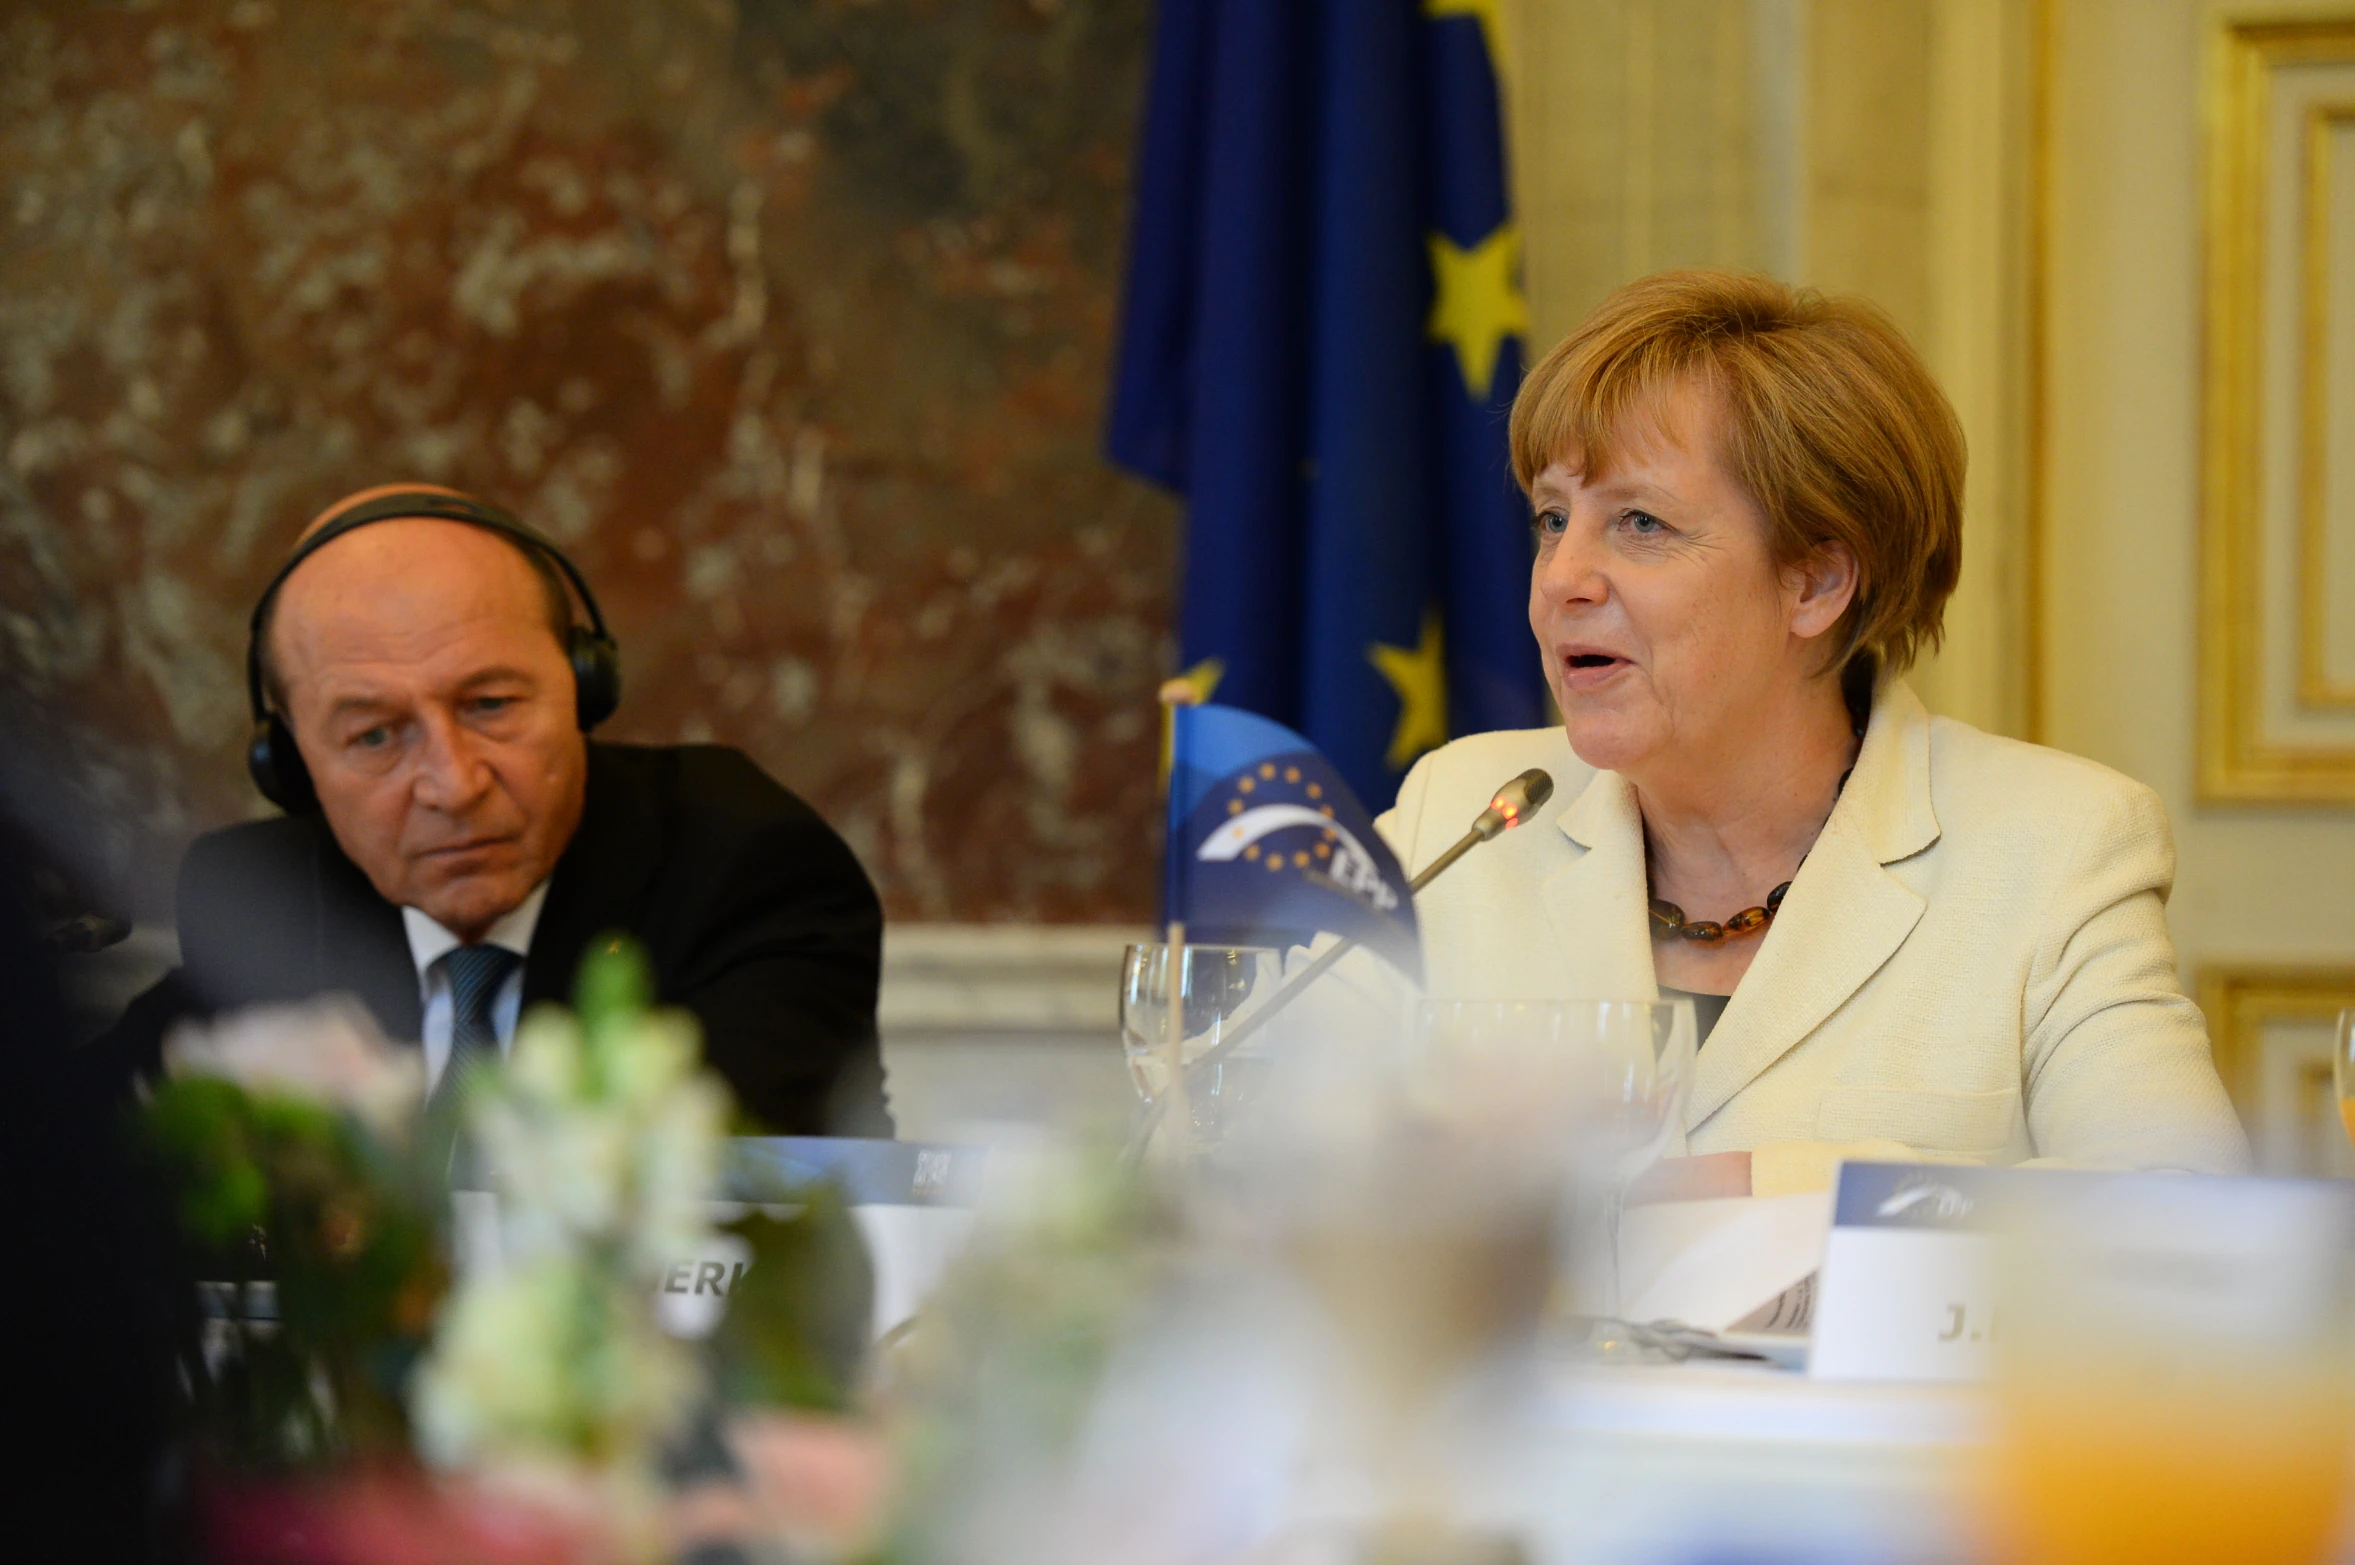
[1509,269,1964,673]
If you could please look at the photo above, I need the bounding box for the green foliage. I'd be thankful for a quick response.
[144,1076,446,1471]
[711,1184,876,1415]
[577,933,653,1042]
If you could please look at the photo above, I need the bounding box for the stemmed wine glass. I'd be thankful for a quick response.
[1118,944,1285,1148]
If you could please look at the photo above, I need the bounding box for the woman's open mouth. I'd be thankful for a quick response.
[1558,650,1632,690]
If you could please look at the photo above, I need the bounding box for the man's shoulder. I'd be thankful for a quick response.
[178,811,333,889]
[585,742,844,864]
[568,742,877,955]
[163,809,405,1020]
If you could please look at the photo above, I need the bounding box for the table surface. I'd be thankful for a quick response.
[1506,1359,1988,1565]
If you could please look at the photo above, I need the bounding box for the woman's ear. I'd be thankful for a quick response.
[1787,542,1860,641]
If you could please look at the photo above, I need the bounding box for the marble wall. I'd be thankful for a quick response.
[0,0,1174,923]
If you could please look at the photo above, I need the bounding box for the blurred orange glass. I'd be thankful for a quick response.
[1984,1176,2355,1565]
[1990,1378,2350,1565]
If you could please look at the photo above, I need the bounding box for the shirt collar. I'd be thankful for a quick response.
[400,880,550,984]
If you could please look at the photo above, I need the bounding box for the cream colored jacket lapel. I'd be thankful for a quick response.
[1538,766,1655,1007]
[1685,680,1936,1125]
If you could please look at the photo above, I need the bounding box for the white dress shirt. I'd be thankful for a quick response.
[401,881,549,1090]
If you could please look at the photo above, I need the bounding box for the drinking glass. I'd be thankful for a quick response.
[1119,944,1284,1144]
[1986,1174,2355,1565]
[1412,1000,1695,1332]
[2335,1009,2355,1154]
[1188,998,1686,1553]
[1592,999,1698,1325]
[1245,1000,1587,1555]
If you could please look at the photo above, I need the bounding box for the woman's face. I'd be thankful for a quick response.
[1527,378,1852,779]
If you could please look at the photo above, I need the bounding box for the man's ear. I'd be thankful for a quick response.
[1788,542,1859,641]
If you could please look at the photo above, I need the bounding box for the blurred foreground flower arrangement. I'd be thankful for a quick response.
[143,940,1546,1565]
[148,938,882,1565]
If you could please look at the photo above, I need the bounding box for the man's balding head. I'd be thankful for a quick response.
[260,492,590,941]
[257,486,572,712]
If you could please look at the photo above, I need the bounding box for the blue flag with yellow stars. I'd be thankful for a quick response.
[1107,0,1545,813]
[1167,701,1421,980]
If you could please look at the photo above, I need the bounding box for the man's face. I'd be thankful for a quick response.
[268,518,588,941]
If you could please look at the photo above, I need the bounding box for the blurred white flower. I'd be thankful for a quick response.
[507,1005,586,1101]
[603,1010,699,1102]
[164,996,424,1136]
[627,1080,730,1275]
[412,1255,700,1470]
[413,1258,581,1466]
[414,980,731,1471]
[480,1101,629,1260]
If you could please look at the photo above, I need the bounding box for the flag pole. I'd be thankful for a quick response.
[1158,678,1202,1159]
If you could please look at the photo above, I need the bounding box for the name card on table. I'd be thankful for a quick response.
[723,1136,985,1207]
[458,1139,986,1344]
[649,1137,983,1341]
[722,1136,988,1342]
[1809,1160,2012,1383]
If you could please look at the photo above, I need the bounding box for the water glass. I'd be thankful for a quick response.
[1413,999,1697,1327]
[1119,944,1284,1140]
[1209,998,1688,1552]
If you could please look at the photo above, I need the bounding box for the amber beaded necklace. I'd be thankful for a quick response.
[1647,881,1788,944]
[1645,695,1868,947]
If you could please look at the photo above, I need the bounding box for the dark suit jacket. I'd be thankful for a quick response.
[99,743,891,1135]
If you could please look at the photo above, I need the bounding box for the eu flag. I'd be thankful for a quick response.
[1107,0,1545,813]
[1167,702,1421,981]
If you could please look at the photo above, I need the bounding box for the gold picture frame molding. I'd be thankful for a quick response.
[2302,100,2355,709]
[2197,962,2355,1143]
[2202,17,2355,799]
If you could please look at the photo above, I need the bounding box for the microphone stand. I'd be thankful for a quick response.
[1126,768,1553,1161]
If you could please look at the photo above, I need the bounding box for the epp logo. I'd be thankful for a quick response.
[1876,1176,1975,1224]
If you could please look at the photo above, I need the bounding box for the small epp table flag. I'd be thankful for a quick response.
[1166,701,1421,983]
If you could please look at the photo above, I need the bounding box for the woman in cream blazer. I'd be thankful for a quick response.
[1377,677,2250,1195]
[1390,271,2248,1196]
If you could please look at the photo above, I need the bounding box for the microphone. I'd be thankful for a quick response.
[1405,768,1554,894]
[1165,767,1556,1088]
[1480,767,1555,834]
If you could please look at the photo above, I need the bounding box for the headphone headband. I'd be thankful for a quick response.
[242,488,622,813]
[243,490,613,722]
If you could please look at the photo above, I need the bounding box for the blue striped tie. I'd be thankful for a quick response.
[431,943,521,1116]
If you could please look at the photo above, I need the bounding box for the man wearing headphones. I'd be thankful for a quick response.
[100,485,890,1136]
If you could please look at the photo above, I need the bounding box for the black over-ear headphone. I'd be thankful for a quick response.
[244,489,622,814]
